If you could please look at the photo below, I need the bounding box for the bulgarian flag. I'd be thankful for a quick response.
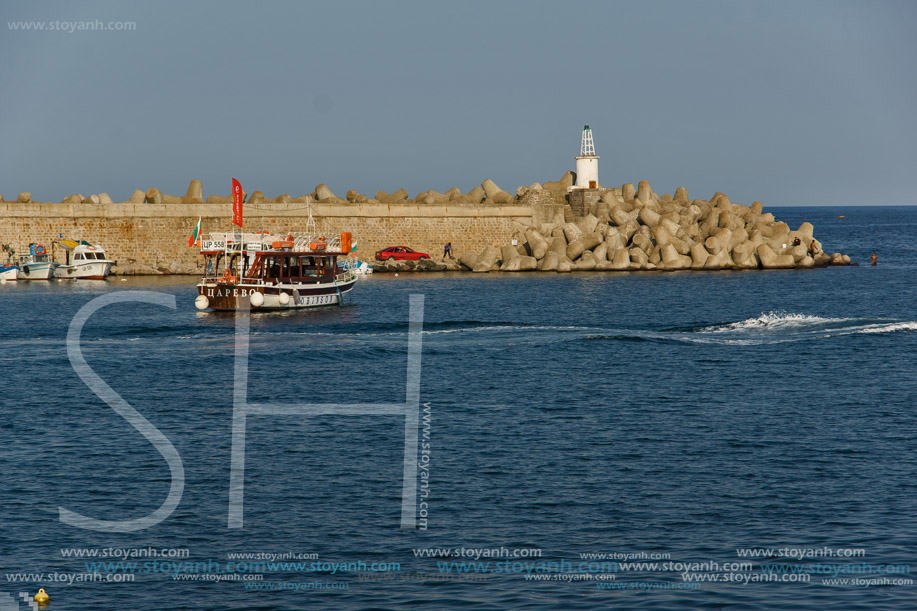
[189,216,202,247]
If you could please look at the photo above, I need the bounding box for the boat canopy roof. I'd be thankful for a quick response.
[60,239,93,250]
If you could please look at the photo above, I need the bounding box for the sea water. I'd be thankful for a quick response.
[1,206,915,610]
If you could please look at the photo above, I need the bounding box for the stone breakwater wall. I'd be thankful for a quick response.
[0,201,533,274]
[452,180,852,274]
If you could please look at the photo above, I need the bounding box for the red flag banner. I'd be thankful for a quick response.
[231,178,244,227]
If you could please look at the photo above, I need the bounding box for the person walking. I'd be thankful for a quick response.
[443,242,454,259]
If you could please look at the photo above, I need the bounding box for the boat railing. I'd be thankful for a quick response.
[201,232,343,253]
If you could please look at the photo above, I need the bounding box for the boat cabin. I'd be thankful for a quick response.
[204,251,339,285]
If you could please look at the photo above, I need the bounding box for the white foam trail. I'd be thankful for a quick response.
[704,311,855,333]
[856,322,917,334]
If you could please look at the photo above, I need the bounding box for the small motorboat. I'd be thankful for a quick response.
[17,243,58,280]
[0,263,18,282]
[54,240,116,280]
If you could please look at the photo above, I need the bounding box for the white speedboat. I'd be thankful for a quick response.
[18,244,58,280]
[55,240,116,280]
[0,263,18,282]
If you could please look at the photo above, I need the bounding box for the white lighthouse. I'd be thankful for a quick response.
[573,124,599,189]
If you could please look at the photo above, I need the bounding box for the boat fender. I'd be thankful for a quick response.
[279,292,291,306]
[250,291,264,307]
[194,295,209,310]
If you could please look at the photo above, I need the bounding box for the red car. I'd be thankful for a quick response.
[375,246,430,261]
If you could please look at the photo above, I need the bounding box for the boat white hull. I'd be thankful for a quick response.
[55,261,113,280]
[0,268,18,282]
[18,263,57,280]
[196,277,358,311]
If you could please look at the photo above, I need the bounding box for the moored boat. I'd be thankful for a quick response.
[17,244,58,280]
[54,240,116,280]
[0,263,18,282]
[195,231,358,311]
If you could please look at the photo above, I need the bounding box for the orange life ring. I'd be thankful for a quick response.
[34,244,46,255]
[223,270,236,284]
[87,245,97,251]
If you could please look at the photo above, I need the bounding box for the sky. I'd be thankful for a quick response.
[1,0,915,206]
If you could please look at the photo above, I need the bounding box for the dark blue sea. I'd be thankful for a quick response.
[2,206,916,610]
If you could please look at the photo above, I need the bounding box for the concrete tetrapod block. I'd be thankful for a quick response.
[731,241,759,268]
[661,243,692,270]
[704,248,734,269]
[187,180,204,201]
[566,232,603,261]
[541,251,559,271]
[622,183,636,203]
[604,228,626,251]
[756,243,795,269]
[690,242,710,269]
[797,222,815,240]
[631,233,654,253]
[610,207,636,228]
[18,192,31,203]
[610,247,631,270]
[500,244,520,264]
[629,247,649,266]
[563,222,585,244]
[472,246,500,273]
[549,235,568,257]
[458,252,480,270]
[638,206,661,227]
[728,227,749,251]
[790,244,808,262]
[637,181,653,202]
[751,201,763,215]
[704,228,733,254]
[620,220,640,242]
[593,242,608,262]
[674,187,689,203]
[525,228,549,260]
[576,214,600,235]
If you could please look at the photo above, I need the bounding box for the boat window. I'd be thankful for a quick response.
[289,256,301,278]
[74,253,84,261]
[268,257,280,279]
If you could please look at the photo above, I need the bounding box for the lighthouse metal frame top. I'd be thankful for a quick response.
[579,124,596,157]
[572,124,600,190]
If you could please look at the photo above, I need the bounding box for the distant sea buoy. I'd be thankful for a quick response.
[34,588,49,604]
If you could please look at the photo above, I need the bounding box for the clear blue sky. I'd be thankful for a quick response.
[1,0,915,205]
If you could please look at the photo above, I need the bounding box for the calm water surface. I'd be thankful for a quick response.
[2,206,916,609]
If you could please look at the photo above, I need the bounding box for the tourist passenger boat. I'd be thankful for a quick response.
[54,240,116,280]
[195,231,358,311]
[17,244,58,280]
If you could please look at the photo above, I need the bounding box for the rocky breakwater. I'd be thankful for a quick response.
[461,181,852,273]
